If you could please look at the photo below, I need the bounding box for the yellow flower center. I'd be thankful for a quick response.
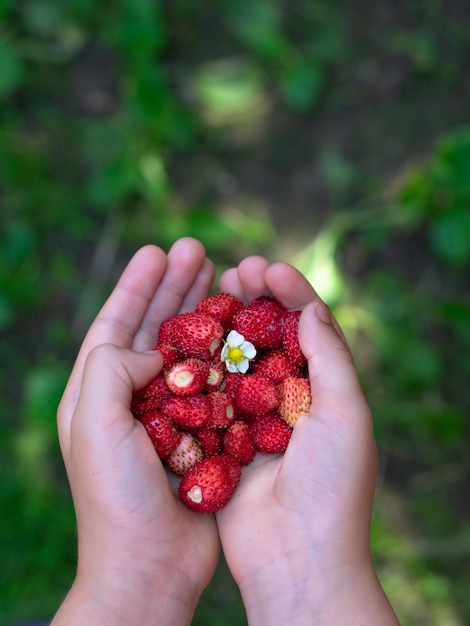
[227,346,244,364]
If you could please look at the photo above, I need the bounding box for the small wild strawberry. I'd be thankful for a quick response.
[205,360,225,392]
[193,427,224,456]
[249,412,292,454]
[140,410,181,459]
[207,391,236,429]
[162,394,211,429]
[281,310,306,367]
[178,454,241,513]
[232,296,285,349]
[155,344,181,368]
[169,311,224,359]
[234,374,280,416]
[277,377,312,427]
[165,358,210,395]
[223,420,255,465]
[196,292,244,331]
[253,349,302,383]
[166,432,204,475]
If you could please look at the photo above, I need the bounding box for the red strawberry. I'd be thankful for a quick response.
[232,296,285,349]
[277,377,312,427]
[234,374,280,415]
[167,312,224,360]
[193,427,223,456]
[140,410,181,459]
[249,412,292,454]
[155,344,181,368]
[196,292,244,330]
[162,394,211,429]
[205,360,225,392]
[253,349,302,383]
[220,371,242,398]
[178,454,241,513]
[165,358,210,395]
[281,310,307,367]
[131,396,159,420]
[166,432,204,475]
[223,420,255,465]
[157,317,175,346]
[131,373,172,417]
[207,391,236,429]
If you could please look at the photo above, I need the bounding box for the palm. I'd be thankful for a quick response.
[58,238,220,590]
[217,256,378,589]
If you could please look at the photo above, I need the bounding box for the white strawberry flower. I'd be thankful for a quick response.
[221,330,257,374]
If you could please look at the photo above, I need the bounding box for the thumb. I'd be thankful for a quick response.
[280,300,377,529]
[67,345,163,464]
[299,300,372,431]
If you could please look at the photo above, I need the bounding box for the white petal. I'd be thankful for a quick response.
[241,341,257,359]
[221,344,229,361]
[238,359,250,374]
[226,329,245,347]
[226,361,239,373]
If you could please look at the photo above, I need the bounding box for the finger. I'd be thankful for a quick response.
[58,245,168,438]
[264,263,317,310]
[65,345,163,466]
[299,300,371,426]
[76,345,163,439]
[219,256,271,302]
[179,257,216,313]
[132,237,209,351]
[279,301,377,520]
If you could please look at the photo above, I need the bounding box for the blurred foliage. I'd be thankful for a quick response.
[1,0,469,624]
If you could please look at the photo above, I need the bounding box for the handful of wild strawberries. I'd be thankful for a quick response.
[131,293,312,513]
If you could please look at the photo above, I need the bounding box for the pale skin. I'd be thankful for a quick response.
[52,237,400,626]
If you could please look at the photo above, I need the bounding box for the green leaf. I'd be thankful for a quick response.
[280,62,325,111]
[434,127,470,197]
[428,207,470,267]
[0,0,13,19]
[227,1,287,60]
[0,41,24,99]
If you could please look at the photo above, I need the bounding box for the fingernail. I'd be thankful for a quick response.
[313,300,332,324]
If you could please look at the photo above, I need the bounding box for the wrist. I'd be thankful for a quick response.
[239,553,399,626]
[52,550,201,626]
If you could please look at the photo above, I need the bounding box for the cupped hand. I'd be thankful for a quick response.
[216,257,398,625]
[55,238,220,625]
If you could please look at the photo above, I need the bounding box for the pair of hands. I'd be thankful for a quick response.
[53,238,399,625]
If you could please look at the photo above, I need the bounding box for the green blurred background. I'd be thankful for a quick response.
[1,1,470,624]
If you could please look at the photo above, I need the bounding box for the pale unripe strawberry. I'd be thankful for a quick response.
[166,432,204,475]
[277,377,312,427]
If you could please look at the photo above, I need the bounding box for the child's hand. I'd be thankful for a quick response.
[216,257,400,625]
[53,239,219,626]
